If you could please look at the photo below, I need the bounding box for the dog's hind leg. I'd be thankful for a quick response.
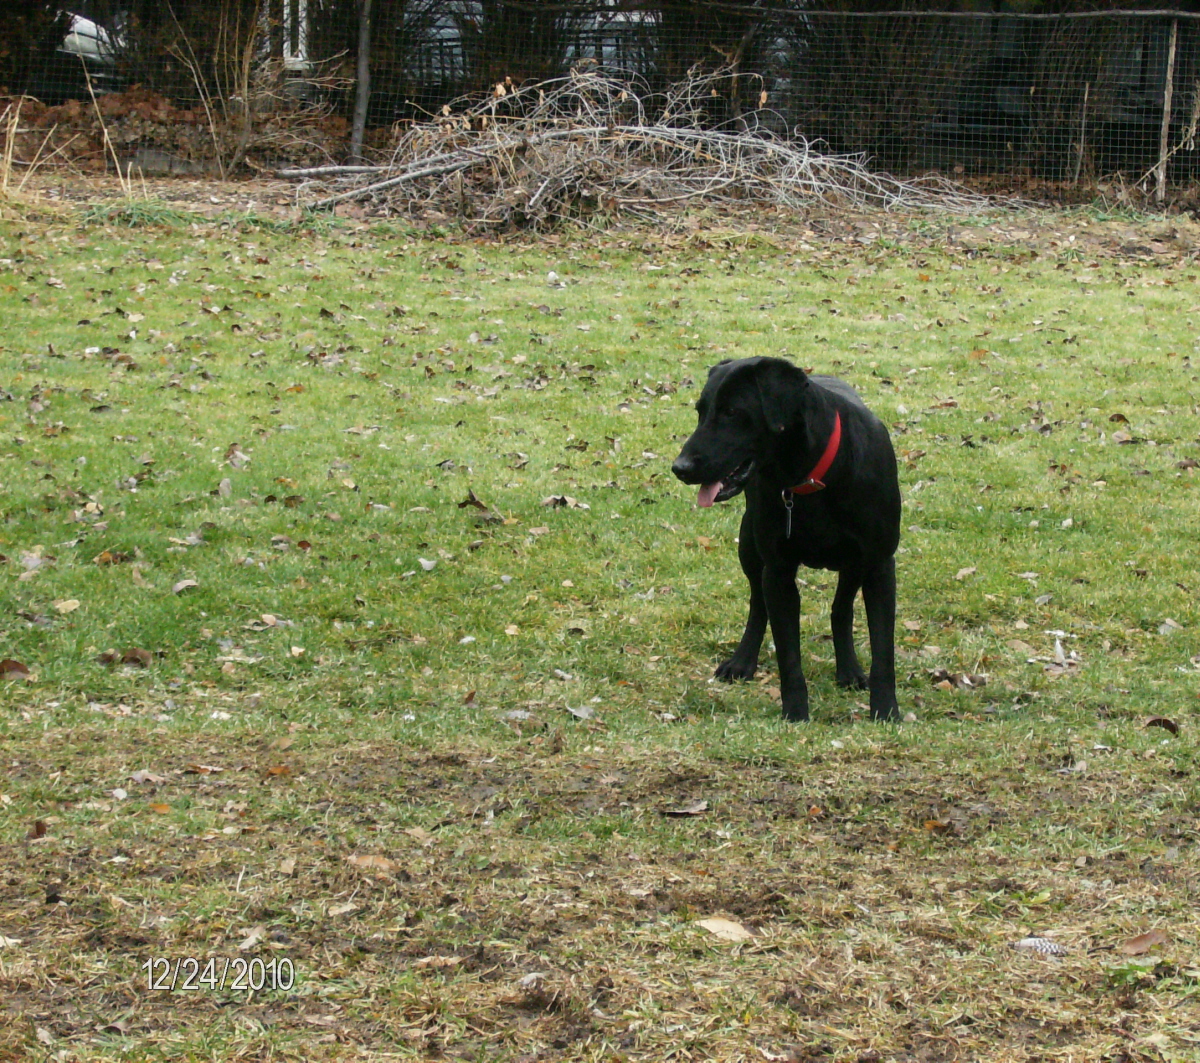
[715,514,767,682]
[831,567,868,690]
[861,556,899,721]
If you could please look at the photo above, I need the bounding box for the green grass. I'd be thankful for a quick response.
[1,203,1199,1061]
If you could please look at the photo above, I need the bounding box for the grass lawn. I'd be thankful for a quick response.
[1,195,1199,1061]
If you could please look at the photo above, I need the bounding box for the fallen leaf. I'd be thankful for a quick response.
[279,858,297,875]
[346,853,400,873]
[564,704,595,720]
[129,769,167,784]
[1120,929,1170,955]
[697,917,753,942]
[414,955,462,968]
[121,648,152,668]
[53,599,81,614]
[328,902,359,917]
[238,925,267,950]
[504,624,519,635]
[1158,618,1183,635]
[0,659,31,680]
[955,566,977,580]
[1143,715,1179,736]
[172,579,198,595]
[928,668,988,690]
[93,550,132,566]
[147,803,172,815]
[662,799,709,817]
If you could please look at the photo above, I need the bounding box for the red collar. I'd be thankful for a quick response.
[789,412,841,495]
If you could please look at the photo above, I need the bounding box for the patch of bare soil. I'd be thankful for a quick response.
[2,726,1196,1060]
[15,170,1200,273]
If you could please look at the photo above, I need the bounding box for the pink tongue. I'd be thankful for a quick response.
[697,482,722,508]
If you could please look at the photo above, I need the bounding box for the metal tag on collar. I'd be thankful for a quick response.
[781,490,794,539]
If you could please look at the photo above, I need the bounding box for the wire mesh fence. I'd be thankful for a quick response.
[5,2,1200,197]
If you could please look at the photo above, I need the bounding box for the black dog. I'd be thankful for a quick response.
[672,357,901,722]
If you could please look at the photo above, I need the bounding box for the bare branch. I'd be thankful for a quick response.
[282,67,995,226]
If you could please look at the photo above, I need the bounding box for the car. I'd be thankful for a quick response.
[28,12,119,104]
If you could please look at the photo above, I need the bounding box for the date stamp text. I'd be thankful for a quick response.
[143,956,296,992]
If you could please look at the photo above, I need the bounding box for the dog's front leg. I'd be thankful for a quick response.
[716,517,768,681]
[861,556,899,721]
[761,564,809,722]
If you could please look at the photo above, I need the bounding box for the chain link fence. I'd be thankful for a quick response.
[4,2,1200,196]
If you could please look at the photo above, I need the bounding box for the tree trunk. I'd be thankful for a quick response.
[350,0,372,163]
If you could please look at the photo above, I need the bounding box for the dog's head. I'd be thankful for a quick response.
[671,357,808,506]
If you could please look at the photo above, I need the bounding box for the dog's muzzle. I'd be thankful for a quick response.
[673,456,754,508]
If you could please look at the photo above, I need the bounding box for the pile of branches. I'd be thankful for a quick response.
[280,67,992,227]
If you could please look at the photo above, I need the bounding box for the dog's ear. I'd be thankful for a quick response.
[707,359,734,377]
[755,359,809,433]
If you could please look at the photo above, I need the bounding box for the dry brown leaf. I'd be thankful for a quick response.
[697,917,752,942]
[1143,716,1180,736]
[346,854,399,873]
[955,566,977,580]
[0,659,31,680]
[238,925,267,950]
[663,799,709,817]
[172,579,198,595]
[414,955,463,968]
[1120,929,1170,955]
[147,803,172,815]
[129,769,167,785]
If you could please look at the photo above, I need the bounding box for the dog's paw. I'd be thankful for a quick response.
[835,668,868,691]
[869,691,900,722]
[715,657,757,682]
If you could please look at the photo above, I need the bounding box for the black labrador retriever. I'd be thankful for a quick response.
[671,357,901,722]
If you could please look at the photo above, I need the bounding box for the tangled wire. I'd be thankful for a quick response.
[280,67,992,227]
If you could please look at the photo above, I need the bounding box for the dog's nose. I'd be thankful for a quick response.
[671,455,696,481]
